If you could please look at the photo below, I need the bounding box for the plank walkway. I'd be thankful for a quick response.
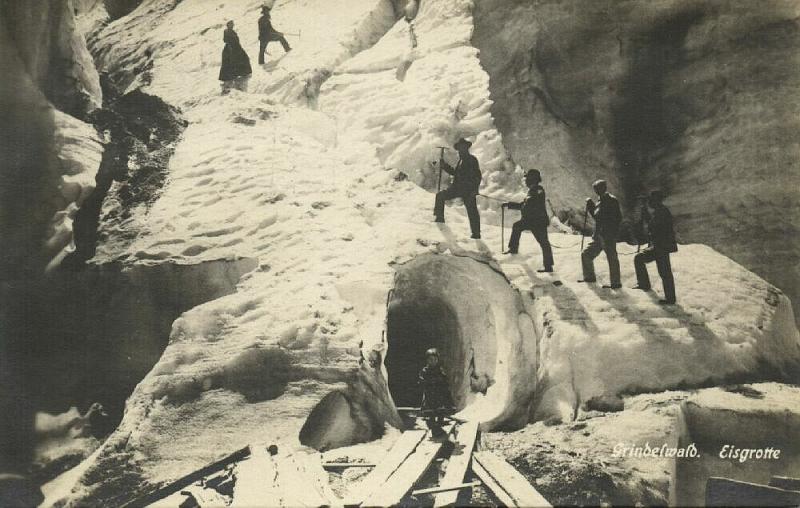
[473,451,552,507]
[345,429,427,506]
[140,419,553,507]
[433,421,479,507]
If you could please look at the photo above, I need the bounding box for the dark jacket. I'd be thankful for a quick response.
[418,365,453,410]
[645,204,678,253]
[441,153,481,196]
[258,13,275,40]
[219,28,252,81]
[590,192,622,240]
[508,185,549,227]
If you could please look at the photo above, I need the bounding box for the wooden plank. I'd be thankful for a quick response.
[413,481,481,496]
[473,451,551,508]
[472,460,515,507]
[362,436,444,507]
[769,476,800,492]
[433,421,480,507]
[345,430,427,506]
[706,477,800,507]
[128,446,251,508]
[323,462,376,469]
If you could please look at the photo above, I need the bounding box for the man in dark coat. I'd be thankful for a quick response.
[219,21,252,83]
[503,169,554,272]
[258,5,291,65]
[579,179,622,288]
[633,190,677,304]
[433,138,482,239]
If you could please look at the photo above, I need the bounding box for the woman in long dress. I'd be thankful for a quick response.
[219,20,252,92]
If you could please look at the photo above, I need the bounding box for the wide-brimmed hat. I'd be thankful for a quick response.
[524,169,541,181]
[453,138,472,150]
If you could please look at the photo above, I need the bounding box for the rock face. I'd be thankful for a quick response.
[472,0,800,322]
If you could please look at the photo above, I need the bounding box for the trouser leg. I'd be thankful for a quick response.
[532,224,554,268]
[462,194,480,235]
[434,187,458,220]
[656,254,676,302]
[603,236,621,286]
[508,221,525,252]
[581,239,603,281]
[258,39,267,64]
[634,250,655,289]
[277,34,291,52]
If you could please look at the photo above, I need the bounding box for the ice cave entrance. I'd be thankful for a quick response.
[385,254,504,412]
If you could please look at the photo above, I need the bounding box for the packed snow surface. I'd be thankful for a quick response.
[54,0,800,505]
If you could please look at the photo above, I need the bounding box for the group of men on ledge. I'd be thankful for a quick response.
[432,138,677,305]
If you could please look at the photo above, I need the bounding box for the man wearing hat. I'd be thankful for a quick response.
[258,4,291,65]
[633,190,677,304]
[502,169,554,272]
[579,179,622,288]
[434,138,482,239]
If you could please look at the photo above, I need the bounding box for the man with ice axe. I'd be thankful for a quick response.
[433,138,482,239]
[502,169,554,272]
[257,4,291,64]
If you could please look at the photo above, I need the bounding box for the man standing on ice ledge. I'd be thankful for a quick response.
[633,190,677,304]
[502,169,554,272]
[433,138,482,239]
[579,179,622,288]
[257,4,291,65]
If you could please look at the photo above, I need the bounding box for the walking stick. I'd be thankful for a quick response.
[501,204,505,252]
[580,207,588,251]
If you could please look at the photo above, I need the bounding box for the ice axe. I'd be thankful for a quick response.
[434,146,449,192]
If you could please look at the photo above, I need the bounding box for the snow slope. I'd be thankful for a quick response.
[55,0,800,505]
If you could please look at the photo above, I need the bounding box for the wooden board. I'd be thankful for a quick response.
[362,435,444,507]
[472,460,515,507]
[769,476,800,492]
[472,451,551,508]
[128,446,251,508]
[706,477,800,507]
[345,430,427,506]
[433,421,480,507]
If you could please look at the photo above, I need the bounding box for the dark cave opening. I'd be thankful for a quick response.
[385,297,463,409]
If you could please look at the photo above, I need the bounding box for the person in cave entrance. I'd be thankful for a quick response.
[219,20,252,93]
[418,348,454,436]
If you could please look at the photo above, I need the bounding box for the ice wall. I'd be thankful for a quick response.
[0,1,103,280]
[472,0,800,322]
